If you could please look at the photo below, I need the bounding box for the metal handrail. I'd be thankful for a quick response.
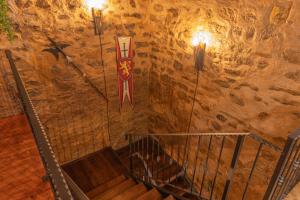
[126,130,287,199]
[125,132,250,136]
[125,132,282,151]
[5,50,73,200]
[249,133,282,151]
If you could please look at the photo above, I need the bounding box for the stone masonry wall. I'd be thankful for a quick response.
[0,0,299,197]
[0,0,151,163]
[148,0,300,147]
[1,0,299,167]
[147,1,300,198]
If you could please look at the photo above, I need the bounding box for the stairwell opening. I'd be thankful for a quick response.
[0,0,299,199]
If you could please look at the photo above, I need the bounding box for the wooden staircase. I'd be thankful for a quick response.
[62,147,178,200]
[87,175,174,200]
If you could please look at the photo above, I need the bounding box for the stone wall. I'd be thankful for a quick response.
[148,0,300,147]
[147,1,300,198]
[1,0,299,165]
[0,0,151,163]
[0,0,299,198]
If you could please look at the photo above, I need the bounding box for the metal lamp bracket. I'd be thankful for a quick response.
[194,43,206,71]
[92,8,102,35]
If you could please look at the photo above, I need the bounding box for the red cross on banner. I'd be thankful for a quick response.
[115,37,134,110]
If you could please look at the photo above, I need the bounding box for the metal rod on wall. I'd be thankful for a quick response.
[93,7,111,145]
[183,43,204,179]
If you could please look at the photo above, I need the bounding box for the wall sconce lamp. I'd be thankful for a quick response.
[192,31,212,71]
[85,0,107,35]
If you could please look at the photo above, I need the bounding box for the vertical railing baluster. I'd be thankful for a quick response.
[210,136,226,200]
[182,136,189,176]
[183,135,189,164]
[242,142,263,200]
[222,135,245,200]
[142,136,145,181]
[138,136,141,179]
[146,136,149,183]
[169,143,174,184]
[133,136,136,177]
[263,132,299,200]
[176,141,180,184]
[184,136,191,186]
[152,136,155,181]
[157,137,160,179]
[200,135,213,197]
[287,145,300,192]
[129,135,133,174]
[136,136,139,178]
[191,136,201,192]
[163,140,167,182]
[277,142,300,199]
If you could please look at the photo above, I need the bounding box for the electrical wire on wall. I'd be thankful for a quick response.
[183,61,201,173]
[187,69,200,134]
[95,9,111,145]
[183,42,207,178]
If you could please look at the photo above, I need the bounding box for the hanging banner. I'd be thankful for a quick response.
[115,37,134,109]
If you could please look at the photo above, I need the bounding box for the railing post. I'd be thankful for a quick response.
[222,135,245,200]
[263,129,300,200]
[129,135,133,174]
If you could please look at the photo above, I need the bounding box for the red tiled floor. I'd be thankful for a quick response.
[0,115,53,200]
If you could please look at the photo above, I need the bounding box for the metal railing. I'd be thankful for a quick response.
[264,129,300,200]
[5,48,299,199]
[125,131,298,200]
[5,50,75,200]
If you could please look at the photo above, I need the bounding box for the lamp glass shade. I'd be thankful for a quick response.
[85,0,106,10]
[192,31,212,46]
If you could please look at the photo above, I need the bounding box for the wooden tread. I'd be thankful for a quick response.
[136,188,163,200]
[87,175,127,198]
[92,178,136,200]
[111,183,148,200]
[62,147,126,192]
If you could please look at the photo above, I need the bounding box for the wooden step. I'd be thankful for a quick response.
[136,188,163,200]
[111,183,148,200]
[155,163,181,181]
[87,175,127,198]
[92,178,136,200]
[164,195,175,200]
[163,185,186,196]
[101,147,127,174]
[62,147,124,192]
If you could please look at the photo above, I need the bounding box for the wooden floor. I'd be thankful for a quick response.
[0,115,53,200]
[62,147,127,193]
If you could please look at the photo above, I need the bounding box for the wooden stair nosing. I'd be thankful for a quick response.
[91,178,136,200]
[111,183,148,200]
[135,188,163,200]
[87,175,127,198]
